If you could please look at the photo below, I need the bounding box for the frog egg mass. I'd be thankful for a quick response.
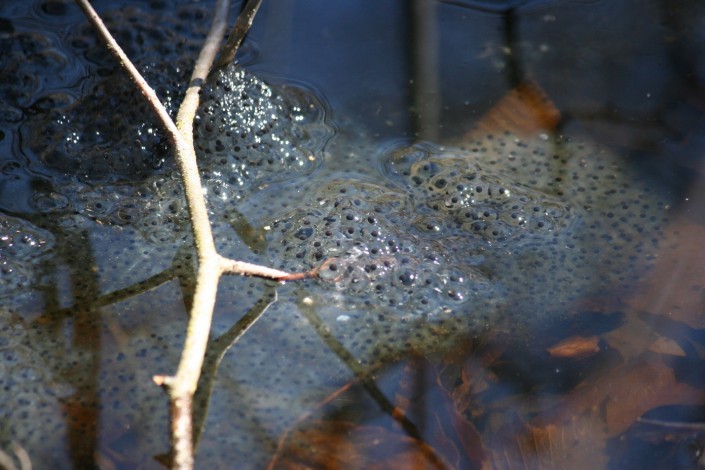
[0,3,676,467]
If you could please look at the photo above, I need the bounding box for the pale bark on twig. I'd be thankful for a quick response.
[0,443,32,470]
[72,0,316,468]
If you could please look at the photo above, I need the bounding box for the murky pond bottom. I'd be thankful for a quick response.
[2,0,705,468]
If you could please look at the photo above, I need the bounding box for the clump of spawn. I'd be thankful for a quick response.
[25,61,184,183]
[264,179,503,361]
[17,5,215,245]
[20,6,331,246]
[2,3,676,466]
[0,214,54,296]
[384,133,672,319]
[386,143,576,242]
[194,62,331,213]
[22,4,213,185]
[259,124,673,363]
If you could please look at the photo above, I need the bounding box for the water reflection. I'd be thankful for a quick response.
[1,0,704,468]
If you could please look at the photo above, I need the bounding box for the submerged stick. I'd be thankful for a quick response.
[213,0,264,71]
[192,288,278,449]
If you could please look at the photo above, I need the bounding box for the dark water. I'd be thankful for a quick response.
[2,0,705,468]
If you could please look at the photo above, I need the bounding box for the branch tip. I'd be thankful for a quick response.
[153,374,174,387]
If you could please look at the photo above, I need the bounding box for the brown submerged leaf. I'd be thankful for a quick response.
[547,336,601,360]
[529,353,705,455]
[465,81,561,139]
[270,421,452,470]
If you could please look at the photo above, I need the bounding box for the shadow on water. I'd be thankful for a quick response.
[2,0,705,468]
[45,224,102,468]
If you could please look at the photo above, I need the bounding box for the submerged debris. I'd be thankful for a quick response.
[0,2,677,468]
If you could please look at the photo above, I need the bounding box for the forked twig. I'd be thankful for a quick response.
[72,0,317,468]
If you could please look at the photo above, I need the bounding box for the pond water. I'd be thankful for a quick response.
[2,0,705,468]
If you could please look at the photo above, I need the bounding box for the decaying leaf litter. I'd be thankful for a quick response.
[2,0,703,468]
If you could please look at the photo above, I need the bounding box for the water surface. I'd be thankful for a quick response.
[1,0,705,468]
